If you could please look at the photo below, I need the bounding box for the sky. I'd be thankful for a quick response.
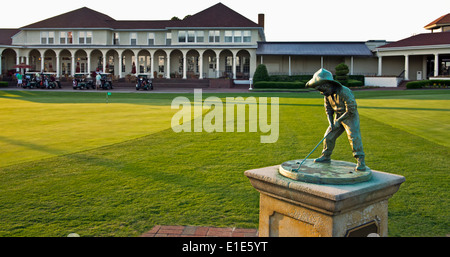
[1,0,449,42]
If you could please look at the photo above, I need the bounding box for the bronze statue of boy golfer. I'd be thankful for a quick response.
[306,68,366,171]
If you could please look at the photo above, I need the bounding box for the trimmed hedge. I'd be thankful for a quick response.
[347,79,364,87]
[406,80,450,89]
[268,75,313,82]
[0,81,9,87]
[253,81,306,89]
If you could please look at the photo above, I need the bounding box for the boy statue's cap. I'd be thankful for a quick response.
[306,68,342,88]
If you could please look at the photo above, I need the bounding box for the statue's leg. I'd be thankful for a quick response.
[342,117,364,158]
[321,125,344,157]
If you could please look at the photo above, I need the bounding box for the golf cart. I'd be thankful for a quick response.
[98,73,113,90]
[73,73,92,90]
[41,73,61,89]
[22,72,39,89]
[136,74,153,90]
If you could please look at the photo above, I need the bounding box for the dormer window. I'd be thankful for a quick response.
[130,33,137,45]
[41,31,54,44]
[79,31,92,44]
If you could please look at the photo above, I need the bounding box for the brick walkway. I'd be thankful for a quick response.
[140,225,258,237]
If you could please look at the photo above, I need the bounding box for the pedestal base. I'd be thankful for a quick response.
[245,165,405,237]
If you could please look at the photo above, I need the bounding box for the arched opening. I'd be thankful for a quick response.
[219,49,233,78]
[1,48,17,79]
[137,49,151,75]
[170,49,183,78]
[105,49,119,77]
[236,50,251,79]
[74,49,88,74]
[43,49,56,73]
[203,49,217,78]
[59,49,72,78]
[28,49,41,72]
[186,49,200,78]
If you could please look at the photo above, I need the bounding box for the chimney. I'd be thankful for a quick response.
[258,13,265,29]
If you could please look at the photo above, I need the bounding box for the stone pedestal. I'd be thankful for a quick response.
[245,164,405,237]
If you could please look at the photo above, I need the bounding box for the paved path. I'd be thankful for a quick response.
[140,225,258,237]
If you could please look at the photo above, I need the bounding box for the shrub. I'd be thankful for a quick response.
[253,64,269,83]
[268,75,313,82]
[335,63,349,86]
[0,81,8,87]
[253,81,306,89]
[349,75,365,83]
[406,81,428,89]
[347,79,364,87]
[406,80,450,89]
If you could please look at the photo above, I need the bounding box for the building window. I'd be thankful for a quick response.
[130,33,137,45]
[158,56,165,73]
[178,31,186,43]
[79,31,85,44]
[225,56,233,73]
[48,32,54,44]
[243,56,250,73]
[86,32,92,44]
[60,32,66,44]
[197,31,204,43]
[243,31,251,43]
[209,31,220,43]
[234,31,242,43]
[166,32,172,45]
[59,31,72,44]
[148,33,155,45]
[41,32,48,44]
[68,32,73,44]
[41,32,54,44]
[114,33,120,45]
[188,31,195,43]
[224,31,233,43]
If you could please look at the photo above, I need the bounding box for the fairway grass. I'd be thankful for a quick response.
[0,89,448,237]
[0,91,182,167]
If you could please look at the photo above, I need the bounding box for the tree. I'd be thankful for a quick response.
[253,64,270,83]
[335,63,349,86]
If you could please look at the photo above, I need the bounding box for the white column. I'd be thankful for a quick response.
[0,54,2,75]
[166,51,171,79]
[56,54,60,78]
[118,52,123,78]
[216,52,220,78]
[45,55,48,73]
[404,55,409,80]
[71,56,75,76]
[16,56,20,72]
[377,56,382,76]
[320,56,324,68]
[102,56,106,73]
[434,53,439,77]
[260,55,263,64]
[24,56,29,73]
[288,56,291,76]
[149,51,154,79]
[183,51,187,79]
[199,51,203,79]
[350,56,354,75]
[232,52,237,79]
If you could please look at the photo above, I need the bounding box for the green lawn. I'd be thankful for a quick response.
[0,89,448,237]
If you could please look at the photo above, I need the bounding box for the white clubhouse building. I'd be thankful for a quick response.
[1,3,449,86]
